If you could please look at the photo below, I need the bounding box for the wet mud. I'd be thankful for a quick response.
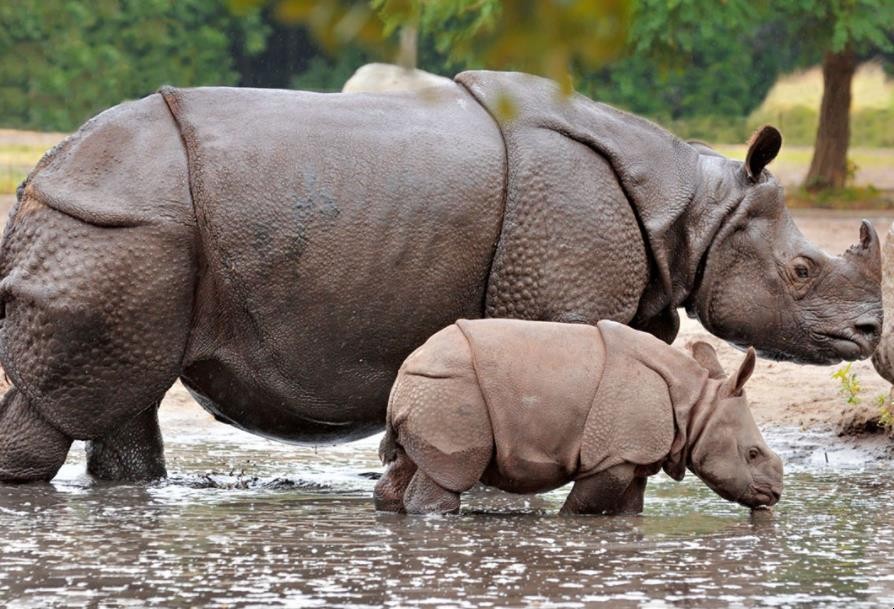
[3,402,894,608]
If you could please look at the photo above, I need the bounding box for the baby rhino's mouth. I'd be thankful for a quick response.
[749,483,781,508]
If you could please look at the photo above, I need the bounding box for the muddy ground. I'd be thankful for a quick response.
[0,194,891,434]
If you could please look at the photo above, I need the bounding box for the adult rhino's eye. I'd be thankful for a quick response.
[794,264,809,279]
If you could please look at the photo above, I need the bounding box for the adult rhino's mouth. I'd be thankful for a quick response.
[816,331,874,361]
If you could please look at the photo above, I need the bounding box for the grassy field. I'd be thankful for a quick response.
[757,62,893,112]
[0,129,65,195]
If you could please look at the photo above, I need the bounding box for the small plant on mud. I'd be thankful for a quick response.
[832,363,861,405]
[877,393,894,431]
[832,364,894,433]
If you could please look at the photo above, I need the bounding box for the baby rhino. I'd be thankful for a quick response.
[375,319,783,515]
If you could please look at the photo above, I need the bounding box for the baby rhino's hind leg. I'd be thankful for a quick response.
[403,470,461,515]
[374,447,417,512]
[0,388,72,482]
[86,403,165,481]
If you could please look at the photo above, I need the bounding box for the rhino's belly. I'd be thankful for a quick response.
[181,357,391,444]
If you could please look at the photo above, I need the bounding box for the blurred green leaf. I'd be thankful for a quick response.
[241,0,632,83]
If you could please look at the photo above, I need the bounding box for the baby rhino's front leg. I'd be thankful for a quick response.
[560,464,646,515]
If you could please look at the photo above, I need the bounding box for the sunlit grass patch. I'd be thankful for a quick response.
[668,63,894,147]
[758,62,893,112]
[786,185,894,210]
[0,167,25,195]
[0,130,66,194]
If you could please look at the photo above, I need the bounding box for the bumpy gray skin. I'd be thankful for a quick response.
[0,71,882,483]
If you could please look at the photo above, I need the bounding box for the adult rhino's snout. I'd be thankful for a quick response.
[852,314,882,349]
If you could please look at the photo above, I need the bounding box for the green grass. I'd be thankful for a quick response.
[785,185,894,210]
[0,167,25,195]
[758,62,893,112]
[712,145,893,167]
[0,130,65,194]
[666,62,894,147]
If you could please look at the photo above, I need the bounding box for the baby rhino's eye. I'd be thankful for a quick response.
[748,447,761,461]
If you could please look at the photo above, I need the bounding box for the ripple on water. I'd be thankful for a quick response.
[2,416,894,608]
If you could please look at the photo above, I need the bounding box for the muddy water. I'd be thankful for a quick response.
[2,402,894,609]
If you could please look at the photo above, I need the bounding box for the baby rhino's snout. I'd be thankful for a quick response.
[748,451,784,509]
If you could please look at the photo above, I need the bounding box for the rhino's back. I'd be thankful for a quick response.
[456,318,606,492]
[166,85,507,442]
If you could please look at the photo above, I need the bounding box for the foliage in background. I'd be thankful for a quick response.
[768,0,894,189]
[0,0,892,156]
[577,0,797,120]
[0,0,268,132]
[236,0,632,92]
[773,0,894,61]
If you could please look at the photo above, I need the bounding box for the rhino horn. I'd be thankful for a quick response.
[844,219,881,281]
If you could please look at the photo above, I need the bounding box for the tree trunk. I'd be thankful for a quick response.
[398,25,418,69]
[804,48,857,190]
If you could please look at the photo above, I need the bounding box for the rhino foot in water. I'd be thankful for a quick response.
[375,319,783,514]
[0,71,880,483]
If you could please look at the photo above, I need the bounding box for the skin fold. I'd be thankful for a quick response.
[0,71,879,483]
[375,319,784,515]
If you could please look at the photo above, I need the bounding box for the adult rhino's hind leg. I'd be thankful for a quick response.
[86,403,166,481]
[0,388,73,482]
[0,195,195,483]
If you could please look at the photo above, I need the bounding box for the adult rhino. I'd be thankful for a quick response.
[0,71,882,483]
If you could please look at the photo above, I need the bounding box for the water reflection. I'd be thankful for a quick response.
[2,404,894,608]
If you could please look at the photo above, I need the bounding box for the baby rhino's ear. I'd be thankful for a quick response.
[689,341,726,379]
[722,347,756,397]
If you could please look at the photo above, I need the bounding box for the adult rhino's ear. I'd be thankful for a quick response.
[723,347,756,397]
[689,341,726,379]
[745,125,782,181]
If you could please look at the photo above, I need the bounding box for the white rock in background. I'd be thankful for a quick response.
[342,62,452,94]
